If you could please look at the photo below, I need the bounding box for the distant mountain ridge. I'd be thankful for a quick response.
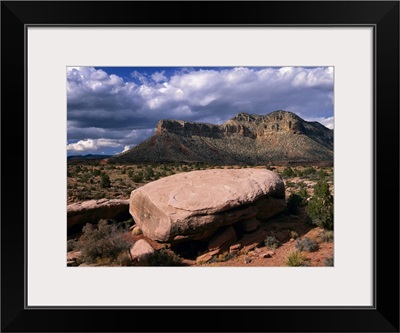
[67,154,112,161]
[110,110,333,166]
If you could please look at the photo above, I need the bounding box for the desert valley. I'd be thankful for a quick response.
[67,110,334,267]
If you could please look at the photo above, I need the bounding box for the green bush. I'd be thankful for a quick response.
[100,173,111,188]
[132,171,144,183]
[303,167,316,175]
[76,220,133,264]
[317,169,328,179]
[282,167,295,178]
[145,167,154,178]
[306,180,334,230]
[295,237,319,252]
[287,193,303,214]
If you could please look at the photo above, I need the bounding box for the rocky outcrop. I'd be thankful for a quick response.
[67,198,130,232]
[129,169,285,243]
[112,110,333,165]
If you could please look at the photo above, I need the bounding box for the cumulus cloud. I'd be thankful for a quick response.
[67,66,333,155]
[151,71,167,83]
[304,116,334,129]
[121,145,130,153]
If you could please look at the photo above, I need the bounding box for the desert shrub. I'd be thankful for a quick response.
[121,168,126,174]
[285,181,295,188]
[317,169,328,179]
[290,230,299,239]
[303,167,316,175]
[264,236,279,249]
[100,173,111,188]
[210,251,237,263]
[145,249,184,266]
[92,169,101,176]
[132,171,144,183]
[323,230,334,243]
[67,239,77,252]
[285,251,305,266]
[287,193,304,214]
[295,237,319,252]
[282,167,295,178]
[294,168,303,177]
[145,167,154,178]
[324,256,334,266]
[76,219,132,264]
[306,180,334,230]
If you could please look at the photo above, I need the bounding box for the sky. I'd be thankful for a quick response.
[67,66,334,156]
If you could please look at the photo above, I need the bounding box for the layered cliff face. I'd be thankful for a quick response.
[111,110,333,165]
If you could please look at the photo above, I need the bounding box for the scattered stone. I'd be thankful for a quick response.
[196,249,220,264]
[208,226,237,251]
[129,169,285,243]
[261,251,275,258]
[244,257,252,264]
[242,243,259,253]
[67,251,81,260]
[130,239,155,263]
[229,244,242,253]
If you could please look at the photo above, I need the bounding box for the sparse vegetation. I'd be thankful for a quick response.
[264,236,279,249]
[145,249,185,266]
[323,230,334,243]
[67,162,334,267]
[324,256,334,266]
[285,251,305,266]
[75,219,133,265]
[210,251,237,263]
[281,167,295,178]
[295,237,319,252]
[306,180,334,230]
[100,173,111,188]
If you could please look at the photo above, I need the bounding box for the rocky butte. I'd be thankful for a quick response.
[110,110,333,166]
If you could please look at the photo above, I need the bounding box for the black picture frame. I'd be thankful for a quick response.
[1,1,399,332]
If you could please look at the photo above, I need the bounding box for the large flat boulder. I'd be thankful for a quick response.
[129,169,285,243]
[67,198,130,232]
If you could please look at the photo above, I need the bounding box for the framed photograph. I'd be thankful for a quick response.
[2,1,399,332]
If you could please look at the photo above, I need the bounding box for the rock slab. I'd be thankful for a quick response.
[67,198,130,232]
[129,169,285,243]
